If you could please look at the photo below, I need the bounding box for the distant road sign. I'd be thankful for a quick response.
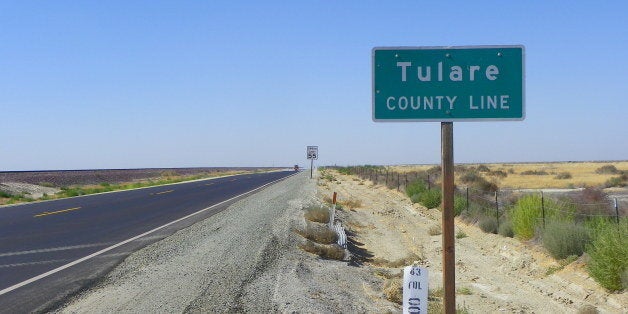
[373,45,524,121]
[307,146,318,160]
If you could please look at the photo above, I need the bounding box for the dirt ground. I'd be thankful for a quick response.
[318,170,627,313]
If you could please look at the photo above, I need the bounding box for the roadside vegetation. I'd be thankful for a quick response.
[324,162,628,292]
[295,205,345,260]
[0,171,250,205]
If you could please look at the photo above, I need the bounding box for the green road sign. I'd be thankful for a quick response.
[372,46,525,121]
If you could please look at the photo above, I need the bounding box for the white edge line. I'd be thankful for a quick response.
[0,172,298,296]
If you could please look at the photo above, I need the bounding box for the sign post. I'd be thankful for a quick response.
[306,146,318,179]
[373,45,525,313]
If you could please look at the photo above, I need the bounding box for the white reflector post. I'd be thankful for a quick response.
[403,265,428,314]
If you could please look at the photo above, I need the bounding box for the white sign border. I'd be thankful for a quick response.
[372,45,526,123]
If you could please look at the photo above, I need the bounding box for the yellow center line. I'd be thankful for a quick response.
[154,190,174,195]
[34,207,81,218]
[204,183,214,186]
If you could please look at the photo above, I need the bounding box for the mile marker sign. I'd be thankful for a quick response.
[372,46,524,121]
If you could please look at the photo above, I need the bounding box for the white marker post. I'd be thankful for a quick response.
[403,265,428,314]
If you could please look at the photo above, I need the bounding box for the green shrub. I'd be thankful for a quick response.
[459,171,498,192]
[488,170,508,178]
[477,165,490,172]
[459,171,483,184]
[511,195,575,240]
[586,219,628,291]
[410,194,422,204]
[511,195,542,240]
[521,170,549,175]
[595,165,619,174]
[555,172,572,179]
[406,179,428,198]
[605,175,626,188]
[478,216,498,234]
[420,189,442,209]
[542,220,590,259]
[498,220,514,238]
[453,194,467,216]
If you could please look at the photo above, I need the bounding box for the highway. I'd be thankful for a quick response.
[0,170,296,312]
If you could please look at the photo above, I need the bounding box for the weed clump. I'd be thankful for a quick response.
[498,220,514,238]
[428,224,442,236]
[298,240,345,260]
[406,179,428,198]
[541,220,590,259]
[419,189,441,209]
[555,172,572,179]
[293,224,337,244]
[478,216,498,234]
[304,206,330,223]
[383,277,403,304]
[456,230,467,239]
[459,171,497,192]
[595,165,619,174]
[586,219,628,291]
[453,194,467,216]
[605,174,627,188]
[520,170,549,175]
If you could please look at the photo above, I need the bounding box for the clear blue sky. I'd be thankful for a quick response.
[1,1,626,170]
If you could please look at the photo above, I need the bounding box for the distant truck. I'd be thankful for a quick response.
[294,165,300,171]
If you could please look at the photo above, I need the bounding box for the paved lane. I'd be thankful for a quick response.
[0,170,295,311]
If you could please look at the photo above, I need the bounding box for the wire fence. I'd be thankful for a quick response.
[329,166,624,226]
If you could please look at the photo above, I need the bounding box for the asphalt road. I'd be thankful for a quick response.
[0,170,296,312]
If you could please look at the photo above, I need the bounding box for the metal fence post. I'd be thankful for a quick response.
[427,174,431,190]
[541,191,545,229]
[466,187,469,213]
[615,198,620,224]
[495,190,499,233]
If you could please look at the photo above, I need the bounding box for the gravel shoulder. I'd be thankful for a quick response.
[58,172,394,313]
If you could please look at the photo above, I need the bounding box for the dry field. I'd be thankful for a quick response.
[390,161,628,189]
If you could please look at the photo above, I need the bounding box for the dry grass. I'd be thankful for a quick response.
[382,277,403,304]
[298,240,345,260]
[370,252,424,268]
[428,224,442,236]
[340,198,362,209]
[396,161,628,189]
[293,224,337,244]
[304,206,330,223]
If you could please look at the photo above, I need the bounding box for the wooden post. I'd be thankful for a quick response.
[441,122,455,314]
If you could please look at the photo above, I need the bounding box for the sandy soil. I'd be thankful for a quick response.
[0,182,60,199]
[318,171,627,313]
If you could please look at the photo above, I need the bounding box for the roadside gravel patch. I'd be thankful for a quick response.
[0,182,60,199]
[59,172,393,313]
